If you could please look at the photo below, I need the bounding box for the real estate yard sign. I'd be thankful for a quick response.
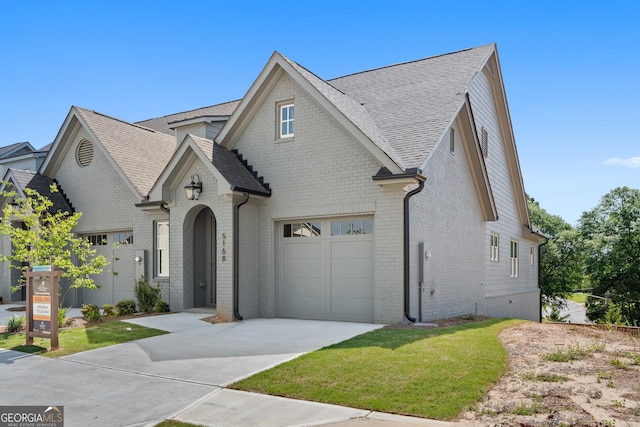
[24,266,61,350]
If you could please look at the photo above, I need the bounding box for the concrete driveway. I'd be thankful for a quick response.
[1,312,391,427]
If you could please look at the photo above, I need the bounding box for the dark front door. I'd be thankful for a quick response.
[193,208,216,307]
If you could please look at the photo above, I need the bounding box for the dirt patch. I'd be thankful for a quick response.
[460,322,640,426]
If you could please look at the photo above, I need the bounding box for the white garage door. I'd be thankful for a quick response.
[81,232,136,306]
[280,217,374,322]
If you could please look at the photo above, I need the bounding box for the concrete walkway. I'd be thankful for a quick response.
[0,307,454,426]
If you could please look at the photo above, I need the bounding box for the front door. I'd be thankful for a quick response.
[193,208,216,307]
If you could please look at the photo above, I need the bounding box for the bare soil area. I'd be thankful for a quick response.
[461,322,640,427]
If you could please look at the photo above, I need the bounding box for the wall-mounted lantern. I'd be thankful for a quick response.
[184,174,202,200]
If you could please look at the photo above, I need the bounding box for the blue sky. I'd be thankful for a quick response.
[1,1,638,225]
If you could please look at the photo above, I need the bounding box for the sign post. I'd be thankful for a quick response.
[24,266,62,350]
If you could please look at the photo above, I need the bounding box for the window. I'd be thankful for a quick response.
[83,234,107,246]
[481,127,489,158]
[156,221,169,277]
[114,232,133,245]
[283,222,321,238]
[450,128,455,154]
[279,103,294,138]
[530,244,534,266]
[510,240,519,278]
[331,219,374,236]
[490,233,499,262]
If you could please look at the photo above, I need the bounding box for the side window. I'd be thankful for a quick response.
[490,233,499,262]
[279,103,294,139]
[510,239,519,278]
[156,221,169,277]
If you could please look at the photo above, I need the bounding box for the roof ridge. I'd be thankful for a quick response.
[83,108,158,133]
[328,44,493,82]
[135,99,242,124]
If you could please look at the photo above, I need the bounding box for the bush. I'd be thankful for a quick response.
[102,304,117,317]
[154,301,170,313]
[7,315,25,333]
[81,304,102,322]
[58,307,70,328]
[135,276,162,313]
[116,299,136,315]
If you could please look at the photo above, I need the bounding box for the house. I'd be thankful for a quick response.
[0,43,544,323]
[0,141,48,178]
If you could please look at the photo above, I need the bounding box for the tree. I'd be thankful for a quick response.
[579,186,640,325]
[0,184,108,300]
[528,195,585,310]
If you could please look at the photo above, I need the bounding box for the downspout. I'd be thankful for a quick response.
[404,179,425,323]
[538,238,549,323]
[233,192,250,321]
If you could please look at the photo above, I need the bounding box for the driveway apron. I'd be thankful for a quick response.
[0,314,382,427]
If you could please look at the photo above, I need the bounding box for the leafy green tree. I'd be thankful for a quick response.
[0,184,108,300]
[579,186,640,325]
[528,195,585,310]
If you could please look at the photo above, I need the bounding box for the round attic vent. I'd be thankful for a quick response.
[76,139,94,167]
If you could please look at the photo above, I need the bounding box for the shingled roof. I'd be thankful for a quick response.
[326,44,495,170]
[74,107,177,196]
[135,100,240,136]
[7,168,73,214]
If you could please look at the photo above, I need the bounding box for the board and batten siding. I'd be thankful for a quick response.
[229,73,406,323]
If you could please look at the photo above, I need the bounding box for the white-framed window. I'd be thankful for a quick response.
[283,222,321,238]
[279,103,294,138]
[530,244,534,266]
[450,128,455,154]
[490,233,499,262]
[156,221,169,277]
[331,218,374,236]
[481,127,489,158]
[510,239,519,278]
[83,234,107,246]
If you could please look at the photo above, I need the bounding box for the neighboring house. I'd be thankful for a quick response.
[0,43,544,323]
[0,141,49,178]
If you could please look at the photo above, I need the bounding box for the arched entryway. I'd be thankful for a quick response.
[185,206,217,308]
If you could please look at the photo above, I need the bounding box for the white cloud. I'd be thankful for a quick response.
[603,157,640,168]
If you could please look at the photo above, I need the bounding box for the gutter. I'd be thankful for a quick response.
[233,192,250,320]
[404,177,426,323]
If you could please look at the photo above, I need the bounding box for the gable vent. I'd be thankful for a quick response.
[76,139,94,167]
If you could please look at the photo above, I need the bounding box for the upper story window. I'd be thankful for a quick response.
[449,128,455,154]
[490,233,499,262]
[279,103,294,138]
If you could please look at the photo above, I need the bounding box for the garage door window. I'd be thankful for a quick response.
[331,219,373,236]
[283,222,321,238]
[83,234,107,246]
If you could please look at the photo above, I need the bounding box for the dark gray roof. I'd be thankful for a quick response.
[135,101,241,136]
[8,169,73,213]
[325,44,495,170]
[0,142,35,159]
[190,135,270,196]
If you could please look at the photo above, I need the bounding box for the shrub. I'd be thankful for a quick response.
[116,299,136,315]
[81,304,102,322]
[58,307,70,328]
[102,304,117,317]
[7,315,25,333]
[134,276,162,313]
[154,301,170,313]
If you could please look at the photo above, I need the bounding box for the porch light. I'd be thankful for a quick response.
[184,174,202,200]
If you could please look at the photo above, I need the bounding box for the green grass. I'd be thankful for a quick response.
[569,293,587,304]
[0,321,167,357]
[232,318,523,420]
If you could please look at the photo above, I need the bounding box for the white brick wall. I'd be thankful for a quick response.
[411,121,487,321]
[230,73,407,323]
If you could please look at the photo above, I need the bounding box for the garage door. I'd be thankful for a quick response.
[81,232,136,306]
[280,217,374,322]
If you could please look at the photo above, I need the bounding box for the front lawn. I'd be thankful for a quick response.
[232,318,523,420]
[0,321,167,357]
